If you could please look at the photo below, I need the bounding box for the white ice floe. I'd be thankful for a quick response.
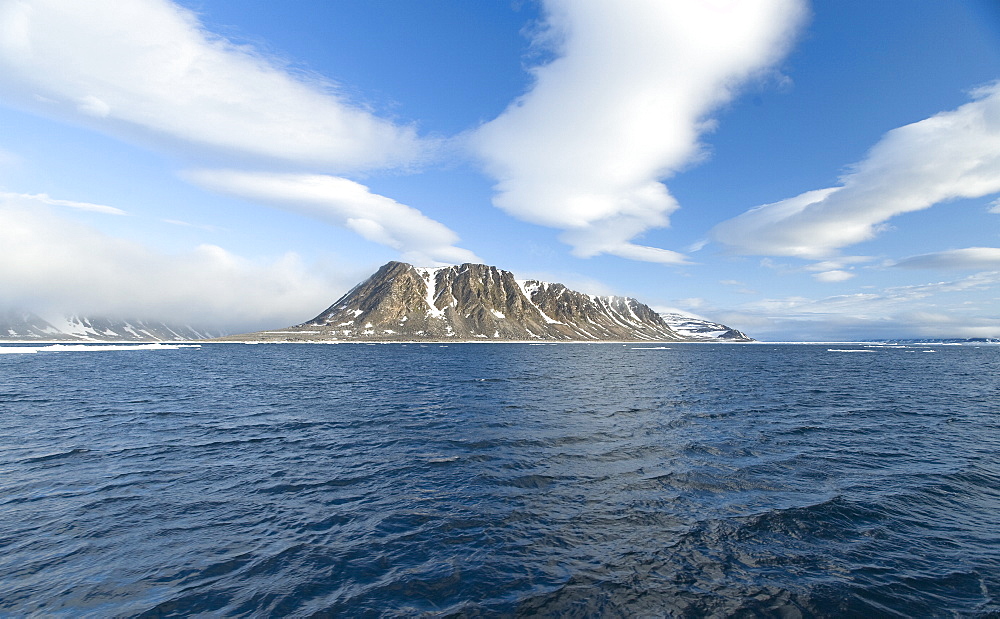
[0,343,201,354]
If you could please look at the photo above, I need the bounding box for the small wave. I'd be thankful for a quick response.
[827,349,874,353]
[427,456,460,463]
[21,448,91,463]
[494,474,557,489]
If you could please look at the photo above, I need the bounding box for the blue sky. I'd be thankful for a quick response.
[1,0,999,340]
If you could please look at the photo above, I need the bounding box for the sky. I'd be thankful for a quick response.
[1,0,999,341]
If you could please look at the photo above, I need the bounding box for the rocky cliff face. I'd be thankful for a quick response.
[0,310,220,341]
[221,261,751,342]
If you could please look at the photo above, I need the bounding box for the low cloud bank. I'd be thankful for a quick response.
[0,195,359,332]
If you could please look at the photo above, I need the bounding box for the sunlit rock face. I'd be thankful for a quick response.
[223,261,751,342]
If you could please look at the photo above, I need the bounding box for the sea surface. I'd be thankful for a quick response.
[1,342,998,617]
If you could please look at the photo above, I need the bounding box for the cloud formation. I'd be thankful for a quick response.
[186,170,480,266]
[711,271,1000,340]
[0,0,479,267]
[0,0,421,171]
[0,194,357,331]
[0,191,127,215]
[893,247,1000,271]
[472,0,805,263]
[712,83,1000,257]
[811,270,854,283]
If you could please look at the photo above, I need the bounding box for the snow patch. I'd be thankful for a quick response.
[515,280,563,324]
[415,266,448,319]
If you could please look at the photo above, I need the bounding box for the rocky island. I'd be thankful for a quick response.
[216,261,752,343]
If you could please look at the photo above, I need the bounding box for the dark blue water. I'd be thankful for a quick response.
[1,342,998,617]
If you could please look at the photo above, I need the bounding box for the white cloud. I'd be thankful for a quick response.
[893,247,1000,271]
[186,170,480,266]
[988,198,1000,214]
[712,83,1000,257]
[471,0,805,263]
[676,297,708,310]
[803,256,872,271]
[803,256,871,282]
[0,191,127,215]
[0,195,362,331]
[0,0,422,171]
[812,269,854,283]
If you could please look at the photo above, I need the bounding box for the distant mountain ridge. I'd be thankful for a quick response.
[218,261,753,342]
[0,311,220,342]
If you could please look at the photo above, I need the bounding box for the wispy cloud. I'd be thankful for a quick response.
[471,0,805,263]
[893,247,1000,270]
[186,170,480,266]
[0,0,422,171]
[0,191,127,215]
[803,256,871,282]
[712,83,1000,257]
[0,195,360,331]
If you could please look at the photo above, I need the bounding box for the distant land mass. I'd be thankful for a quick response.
[215,261,753,343]
[0,310,220,342]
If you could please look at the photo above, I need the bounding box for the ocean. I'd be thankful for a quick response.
[1,342,998,617]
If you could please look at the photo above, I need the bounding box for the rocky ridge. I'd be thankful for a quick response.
[219,261,752,342]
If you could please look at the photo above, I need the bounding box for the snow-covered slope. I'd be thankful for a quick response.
[0,311,220,341]
[658,313,753,341]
